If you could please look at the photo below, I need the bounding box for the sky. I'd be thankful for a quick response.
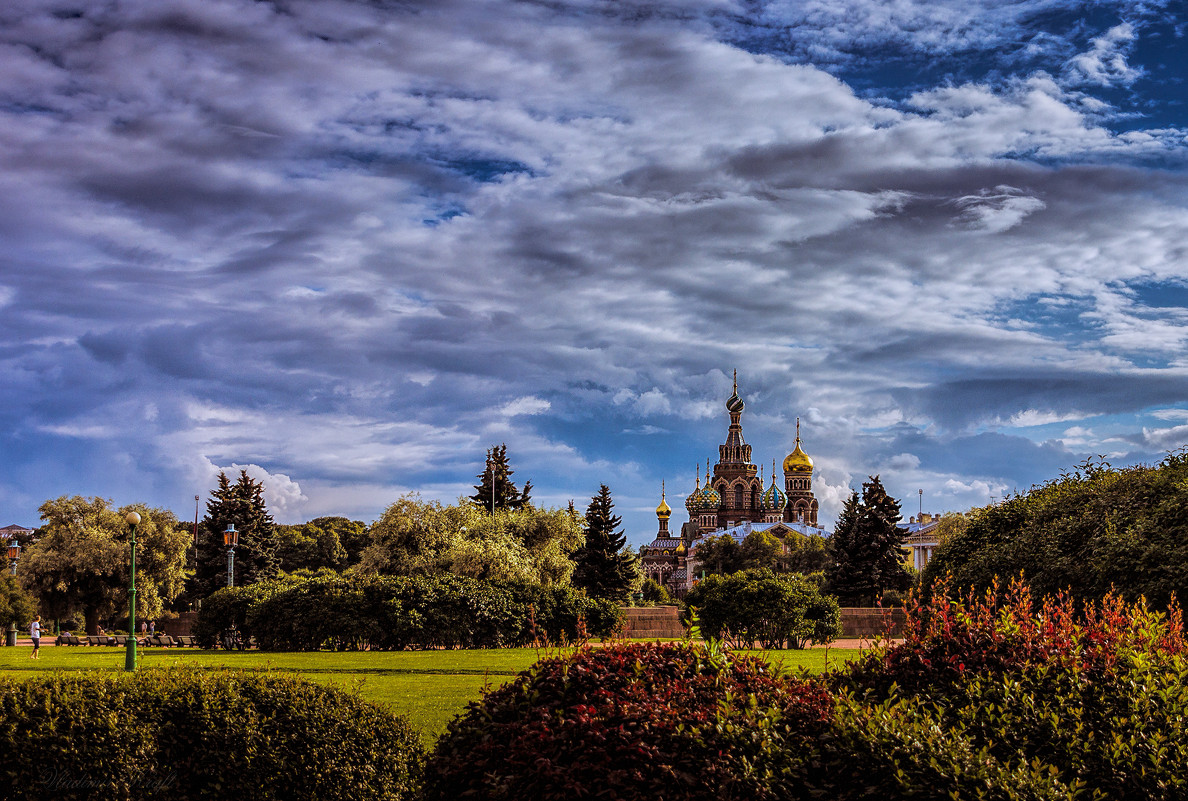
[3,0,1188,546]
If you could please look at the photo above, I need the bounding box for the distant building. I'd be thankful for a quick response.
[0,524,33,543]
[639,374,829,596]
[900,513,940,571]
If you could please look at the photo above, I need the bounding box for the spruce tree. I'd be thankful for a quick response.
[189,470,278,598]
[572,485,639,602]
[470,444,529,511]
[827,476,907,605]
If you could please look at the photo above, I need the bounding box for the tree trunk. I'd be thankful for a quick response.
[85,607,100,636]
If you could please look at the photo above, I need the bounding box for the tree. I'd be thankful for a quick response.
[0,574,36,630]
[357,495,584,585]
[20,496,189,633]
[828,476,908,606]
[693,534,743,577]
[191,470,278,598]
[922,452,1188,607]
[685,568,841,649]
[470,444,530,512]
[572,485,640,602]
[274,521,349,574]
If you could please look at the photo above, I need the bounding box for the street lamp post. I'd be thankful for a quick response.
[224,524,238,588]
[125,511,140,672]
[7,538,19,647]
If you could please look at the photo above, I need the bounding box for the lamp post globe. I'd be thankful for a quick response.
[124,511,141,672]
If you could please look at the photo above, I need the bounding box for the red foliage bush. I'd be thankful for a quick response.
[422,641,832,801]
[836,574,1186,699]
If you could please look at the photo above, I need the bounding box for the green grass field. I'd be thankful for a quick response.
[0,642,865,744]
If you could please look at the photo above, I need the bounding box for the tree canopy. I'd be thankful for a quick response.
[571,485,639,602]
[922,452,1188,607]
[470,444,532,512]
[357,495,584,585]
[0,574,36,629]
[20,496,189,633]
[827,476,909,606]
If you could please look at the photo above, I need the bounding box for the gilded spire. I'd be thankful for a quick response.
[656,480,671,519]
[783,417,814,474]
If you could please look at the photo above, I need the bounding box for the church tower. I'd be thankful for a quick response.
[710,371,763,529]
[782,418,818,525]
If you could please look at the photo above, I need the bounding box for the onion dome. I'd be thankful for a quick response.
[725,369,745,414]
[685,471,701,515]
[783,418,813,474]
[763,461,787,510]
[656,482,671,519]
[676,541,687,556]
[694,463,721,510]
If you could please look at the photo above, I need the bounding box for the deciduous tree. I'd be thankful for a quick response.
[20,496,189,633]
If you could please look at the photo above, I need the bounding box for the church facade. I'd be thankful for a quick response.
[639,375,826,596]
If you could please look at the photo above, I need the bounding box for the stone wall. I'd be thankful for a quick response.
[840,607,905,638]
[620,606,685,639]
[161,611,198,637]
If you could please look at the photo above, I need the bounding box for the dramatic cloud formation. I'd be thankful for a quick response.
[1,0,1186,543]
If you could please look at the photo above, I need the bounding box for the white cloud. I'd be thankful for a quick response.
[1142,424,1188,451]
[953,186,1046,233]
[500,396,551,416]
[1064,23,1142,87]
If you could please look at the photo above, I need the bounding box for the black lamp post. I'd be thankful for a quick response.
[7,537,19,647]
[125,511,140,672]
[224,524,238,588]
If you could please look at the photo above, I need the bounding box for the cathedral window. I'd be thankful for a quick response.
[734,485,744,508]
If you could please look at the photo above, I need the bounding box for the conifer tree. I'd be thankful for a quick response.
[190,470,278,598]
[827,476,907,605]
[572,484,639,602]
[470,444,530,511]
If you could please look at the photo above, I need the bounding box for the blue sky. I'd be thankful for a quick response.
[2,0,1188,546]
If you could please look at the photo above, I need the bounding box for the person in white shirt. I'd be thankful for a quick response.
[30,615,40,660]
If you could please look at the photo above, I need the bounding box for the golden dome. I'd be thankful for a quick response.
[676,541,687,556]
[783,418,813,473]
[656,482,671,519]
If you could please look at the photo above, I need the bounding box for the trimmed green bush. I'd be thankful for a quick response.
[232,574,621,651]
[422,641,833,801]
[685,568,840,649]
[0,669,423,800]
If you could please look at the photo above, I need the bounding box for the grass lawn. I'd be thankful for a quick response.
[0,642,866,744]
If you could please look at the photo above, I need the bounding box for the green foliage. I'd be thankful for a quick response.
[923,452,1188,606]
[274,520,350,573]
[191,470,279,599]
[470,443,531,511]
[828,476,908,605]
[235,573,621,651]
[571,485,639,602]
[0,575,36,629]
[685,568,841,649]
[0,669,423,801]
[640,577,674,605]
[20,497,189,633]
[191,578,300,649]
[358,495,583,585]
[422,642,834,801]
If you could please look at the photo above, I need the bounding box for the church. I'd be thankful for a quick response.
[639,374,827,596]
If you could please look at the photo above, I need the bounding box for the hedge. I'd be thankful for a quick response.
[685,568,840,649]
[0,669,422,801]
[196,574,622,651]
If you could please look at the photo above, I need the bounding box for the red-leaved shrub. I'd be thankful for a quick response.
[422,641,832,801]
[836,575,1185,700]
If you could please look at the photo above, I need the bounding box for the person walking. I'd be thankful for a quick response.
[29,615,41,659]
